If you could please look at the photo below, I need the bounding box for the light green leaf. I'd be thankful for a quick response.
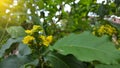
[7,26,26,38]
[52,31,120,64]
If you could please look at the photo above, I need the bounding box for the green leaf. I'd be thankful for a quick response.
[20,59,39,68]
[52,53,87,68]
[0,55,31,68]
[0,38,22,58]
[52,31,120,64]
[46,53,69,68]
[60,54,87,68]
[18,43,31,56]
[95,64,120,68]
[7,26,26,38]
[45,51,87,68]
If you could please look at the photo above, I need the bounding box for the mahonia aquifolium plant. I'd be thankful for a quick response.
[22,25,53,47]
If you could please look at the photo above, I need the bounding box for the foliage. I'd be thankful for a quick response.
[1,0,120,68]
[52,31,120,64]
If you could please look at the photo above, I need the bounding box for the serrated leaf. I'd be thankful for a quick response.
[7,26,26,38]
[52,31,120,64]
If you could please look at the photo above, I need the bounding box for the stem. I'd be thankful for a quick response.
[41,62,44,68]
[39,56,45,68]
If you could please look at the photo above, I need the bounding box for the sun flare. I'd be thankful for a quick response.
[0,0,12,11]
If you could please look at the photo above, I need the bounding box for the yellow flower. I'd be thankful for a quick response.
[43,40,50,47]
[40,35,46,41]
[98,28,104,35]
[25,30,32,35]
[92,31,95,35]
[100,25,104,29]
[40,35,53,47]
[95,24,117,36]
[22,35,35,45]
[32,25,41,32]
[46,36,53,43]
[25,25,42,35]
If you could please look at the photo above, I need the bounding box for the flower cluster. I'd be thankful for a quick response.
[22,25,53,47]
[40,35,53,47]
[22,35,35,45]
[25,25,42,35]
[92,24,117,36]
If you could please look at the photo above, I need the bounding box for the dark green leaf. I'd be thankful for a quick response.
[61,54,87,68]
[20,59,39,68]
[46,53,69,68]
[52,52,87,68]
